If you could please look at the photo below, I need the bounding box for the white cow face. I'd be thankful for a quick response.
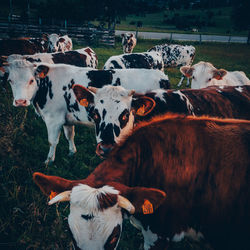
[180,61,227,89]
[48,34,60,53]
[73,85,155,157]
[6,60,49,107]
[49,184,135,250]
[121,33,136,53]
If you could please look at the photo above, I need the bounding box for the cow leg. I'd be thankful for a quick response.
[63,125,77,156]
[177,75,185,87]
[45,121,63,165]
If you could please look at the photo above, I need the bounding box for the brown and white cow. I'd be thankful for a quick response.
[121,33,137,53]
[180,61,250,89]
[47,34,72,53]
[73,85,250,157]
[0,36,48,56]
[33,115,250,250]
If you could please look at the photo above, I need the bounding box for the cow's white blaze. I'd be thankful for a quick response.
[68,184,123,250]
[172,228,204,242]
[7,60,38,106]
[48,34,60,52]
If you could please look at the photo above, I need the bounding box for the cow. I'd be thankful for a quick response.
[180,61,250,89]
[148,44,196,87]
[3,47,98,68]
[2,61,170,164]
[72,85,250,157]
[47,34,72,53]
[121,33,137,53]
[33,115,250,250]
[103,51,164,72]
[0,37,48,56]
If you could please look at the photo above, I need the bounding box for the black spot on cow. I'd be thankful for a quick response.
[100,100,104,104]
[102,109,107,120]
[104,224,121,250]
[114,124,120,138]
[68,79,75,89]
[26,57,42,63]
[81,214,94,221]
[62,86,67,91]
[118,109,130,129]
[63,88,80,113]
[87,70,114,88]
[52,51,88,67]
[187,50,189,54]
[159,79,170,89]
[123,54,153,69]
[115,100,120,103]
[114,77,121,86]
[110,60,122,69]
[33,76,53,109]
[100,123,115,145]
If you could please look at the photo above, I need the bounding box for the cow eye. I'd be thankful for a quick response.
[192,76,195,79]
[29,79,34,85]
[122,113,129,121]
[208,78,212,81]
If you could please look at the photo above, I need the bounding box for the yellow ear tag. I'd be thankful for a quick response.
[39,72,45,78]
[49,191,57,200]
[136,104,145,116]
[79,98,89,107]
[142,199,153,214]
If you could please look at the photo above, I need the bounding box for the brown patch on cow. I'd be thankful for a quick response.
[104,224,121,250]
[84,47,93,57]
[98,192,118,210]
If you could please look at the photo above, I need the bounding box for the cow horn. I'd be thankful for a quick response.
[48,190,71,205]
[117,195,135,214]
[88,86,98,94]
[128,90,135,96]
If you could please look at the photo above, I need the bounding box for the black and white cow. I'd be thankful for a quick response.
[121,33,137,53]
[73,85,250,157]
[2,61,170,164]
[103,51,164,71]
[47,34,72,53]
[148,44,196,86]
[180,61,250,89]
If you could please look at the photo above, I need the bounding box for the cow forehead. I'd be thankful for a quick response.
[95,86,132,112]
[8,61,34,81]
[70,184,119,214]
[193,62,215,75]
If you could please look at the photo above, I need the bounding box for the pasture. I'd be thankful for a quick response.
[0,38,250,249]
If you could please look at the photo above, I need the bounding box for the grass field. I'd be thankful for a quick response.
[115,7,248,36]
[0,39,250,250]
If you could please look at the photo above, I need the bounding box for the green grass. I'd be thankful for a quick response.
[116,7,248,36]
[1,39,250,249]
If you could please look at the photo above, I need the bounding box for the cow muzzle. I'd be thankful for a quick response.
[14,99,29,107]
[96,142,114,158]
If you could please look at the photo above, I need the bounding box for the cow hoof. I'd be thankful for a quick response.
[68,151,76,157]
[45,158,54,167]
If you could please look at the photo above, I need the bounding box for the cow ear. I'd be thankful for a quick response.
[42,33,48,41]
[121,34,124,37]
[59,37,65,43]
[128,187,166,214]
[35,65,49,78]
[33,172,80,198]
[212,69,227,80]
[0,66,5,73]
[108,182,166,214]
[131,95,156,116]
[72,85,94,107]
[180,66,194,78]
[130,33,134,38]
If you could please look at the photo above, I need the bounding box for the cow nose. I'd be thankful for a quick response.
[96,142,114,158]
[15,99,27,107]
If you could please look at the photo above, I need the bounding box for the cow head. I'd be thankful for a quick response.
[48,33,60,53]
[73,85,155,157]
[2,60,49,107]
[180,61,227,89]
[33,172,166,250]
[121,33,137,54]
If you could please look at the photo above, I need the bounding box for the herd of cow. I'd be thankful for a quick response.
[1,32,250,250]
